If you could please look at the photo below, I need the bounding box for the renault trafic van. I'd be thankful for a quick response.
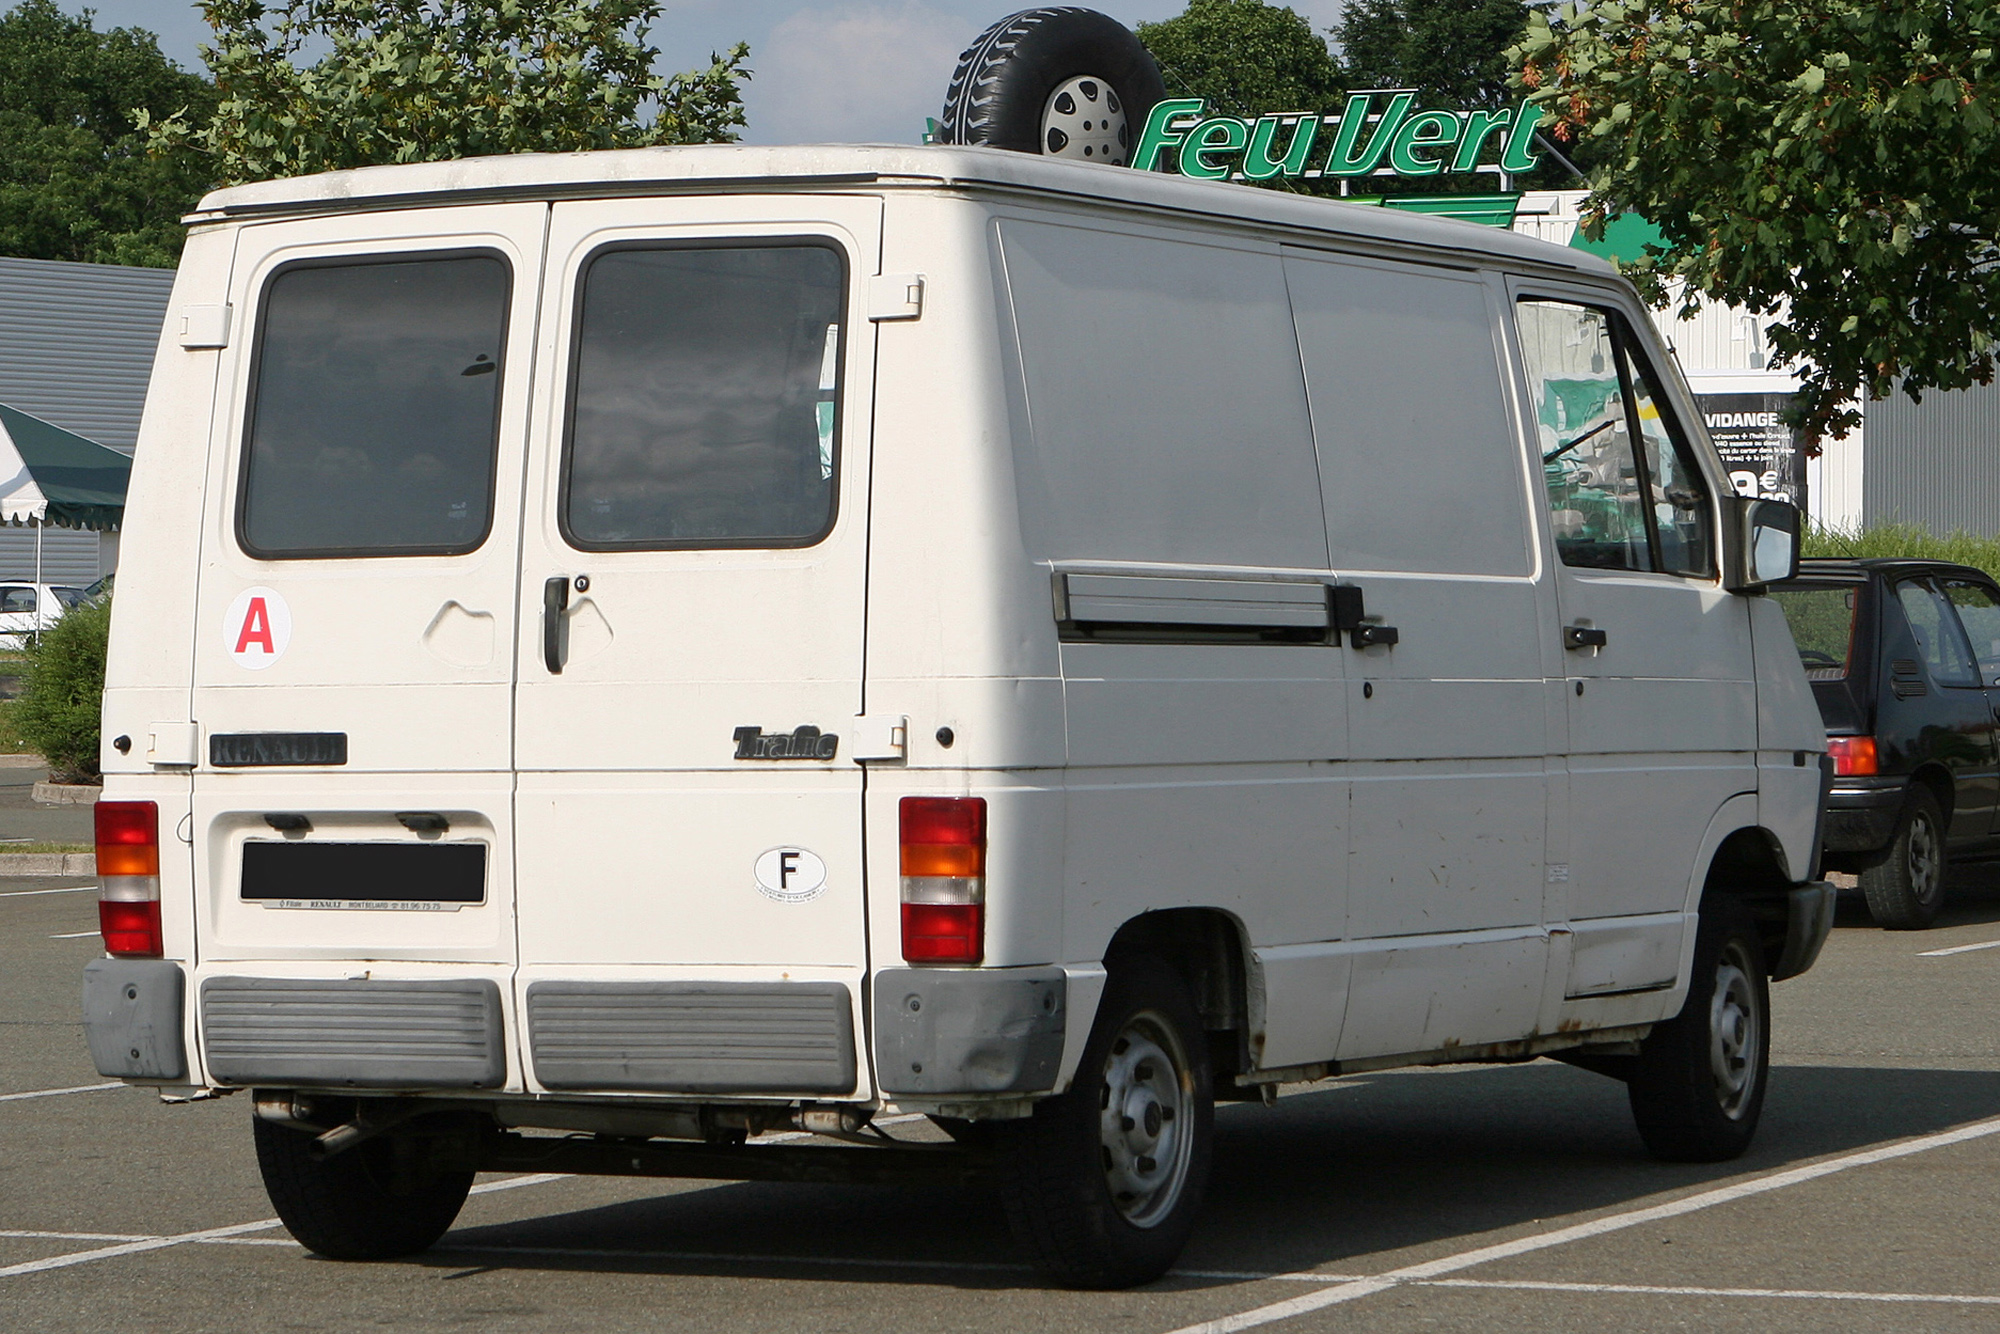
[84,144,1830,1289]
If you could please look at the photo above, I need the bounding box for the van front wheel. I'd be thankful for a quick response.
[1626,903,1770,1162]
[253,1113,476,1260]
[997,955,1213,1288]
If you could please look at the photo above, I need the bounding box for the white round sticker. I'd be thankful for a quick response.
[754,847,827,903]
[224,586,292,670]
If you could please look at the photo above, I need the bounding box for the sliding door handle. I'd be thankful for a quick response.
[543,576,570,674]
[1564,623,1608,651]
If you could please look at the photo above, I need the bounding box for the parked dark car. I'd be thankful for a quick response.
[1773,558,2000,928]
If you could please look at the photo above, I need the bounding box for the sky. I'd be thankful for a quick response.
[63,1,1350,147]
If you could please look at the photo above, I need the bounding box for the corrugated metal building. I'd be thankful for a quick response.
[0,255,173,582]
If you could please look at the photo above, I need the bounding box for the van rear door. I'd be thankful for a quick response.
[510,197,879,1099]
[188,206,546,981]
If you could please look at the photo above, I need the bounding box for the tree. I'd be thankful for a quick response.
[149,0,751,187]
[0,0,216,267]
[1137,0,1341,120]
[1515,1,2000,439]
[1336,0,1532,109]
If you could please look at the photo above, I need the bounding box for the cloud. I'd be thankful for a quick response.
[743,2,972,146]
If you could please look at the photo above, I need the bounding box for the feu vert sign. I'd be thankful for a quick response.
[1134,92,1544,181]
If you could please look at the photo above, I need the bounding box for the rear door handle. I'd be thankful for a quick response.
[1564,624,1608,650]
[543,576,570,674]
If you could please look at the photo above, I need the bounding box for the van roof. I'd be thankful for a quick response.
[190,143,1611,277]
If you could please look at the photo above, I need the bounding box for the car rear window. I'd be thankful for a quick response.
[238,252,510,558]
[1773,584,1858,679]
[560,242,846,550]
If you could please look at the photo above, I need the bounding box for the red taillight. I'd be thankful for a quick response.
[1828,736,1878,777]
[95,800,161,957]
[900,797,985,965]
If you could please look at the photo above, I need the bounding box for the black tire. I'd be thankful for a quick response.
[996,955,1213,1289]
[937,8,1166,166]
[1859,787,1947,929]
[253,1113,476,1260]
[1627,902,1771,1162]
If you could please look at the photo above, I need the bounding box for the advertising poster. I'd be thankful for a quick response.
[1697,390,1806,512]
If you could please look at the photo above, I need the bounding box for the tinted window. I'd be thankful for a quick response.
[239,254,509,557]
[1941,577,2000,686]
[0,587,33,613]
[51,587,83,608]
[1286,253,1529,575]
[1896,579,1979,687]
[1517,300,1714,576]
[1773,584,1857,679]
[562,244,845,550]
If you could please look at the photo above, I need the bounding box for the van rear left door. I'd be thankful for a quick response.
[188,206,543,1010]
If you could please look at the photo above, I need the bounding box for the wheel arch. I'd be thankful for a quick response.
[1685,794,1806,975]
[1103,907,1256,1089]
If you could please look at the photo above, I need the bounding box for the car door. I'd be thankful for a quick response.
[1511,290,1754,998]
[509,195,880,1098]
[1895,575,1999,846]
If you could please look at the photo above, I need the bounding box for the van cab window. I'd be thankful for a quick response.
[561,243,845,550]
[1516,300,1714,577]
[238,253,509,558]
[1896,578,1980,687]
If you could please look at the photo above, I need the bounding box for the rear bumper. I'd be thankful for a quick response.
[872,965,1067,1097]
[1823,779,1907,853]
[1770,880,1837,982]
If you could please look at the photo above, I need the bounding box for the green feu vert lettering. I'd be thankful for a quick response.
[1132,92,1543,181]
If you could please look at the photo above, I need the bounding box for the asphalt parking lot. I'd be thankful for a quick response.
[6,875,2000,1333]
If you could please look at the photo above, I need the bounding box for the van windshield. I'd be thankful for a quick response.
[1773,583,1858,679]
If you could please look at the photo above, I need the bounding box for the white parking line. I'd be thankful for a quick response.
[1919,937,2000,957]
[1423,1277,2000,1307]
[1161,1110,2000,1333]
[0,885,94,898]
[0,1082,120,1103]
[47,931,97,939]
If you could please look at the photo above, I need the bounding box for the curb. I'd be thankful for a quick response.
[31,782,99,806]
[0,853,93,875]
[0,753,44,768]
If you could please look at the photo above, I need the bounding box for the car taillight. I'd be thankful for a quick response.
[1828,736,1878,777]
[95,800,160,957]
[901,796,985,964]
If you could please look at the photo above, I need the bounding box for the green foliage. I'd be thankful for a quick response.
[150,0,750,186]
[1138,0,1341,120]
[13,595,108,783]
[0,0,216,267]
[1803,523,2000,580]
[1336,0,1531,108]
[1514,1,2000,441]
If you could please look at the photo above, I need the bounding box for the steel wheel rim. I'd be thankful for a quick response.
[1908,811,1942,904]
[1098,1011,1193,1228]
[1040,75,1129,164]
[1708,941,1762,1120]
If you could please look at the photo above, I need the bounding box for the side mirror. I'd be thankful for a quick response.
[1724,495,1800,591]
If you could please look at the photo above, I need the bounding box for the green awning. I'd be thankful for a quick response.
[0,402,130,532]
[1368,193,1523,228]
[1569,212,1670,266]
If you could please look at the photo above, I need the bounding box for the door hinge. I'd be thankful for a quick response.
[868,274,924,322]
[850,714,908,762]
[148,722,199,767]
[177,304,231,349]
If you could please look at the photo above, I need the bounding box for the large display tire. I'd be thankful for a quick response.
[938,8,1167,166]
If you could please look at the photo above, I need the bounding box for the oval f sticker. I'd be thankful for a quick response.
[225,586,292,670]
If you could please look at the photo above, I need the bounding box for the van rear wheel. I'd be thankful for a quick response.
[253,1113,476,1260]
[1626,902,1770,1162]
[1860,787,1947,929]
[996,955,1212,1288]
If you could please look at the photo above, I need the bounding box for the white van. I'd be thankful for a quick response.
[84,144,1831,1289]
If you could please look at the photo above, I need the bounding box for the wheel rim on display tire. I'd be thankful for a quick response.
[1041,74,1129,163]
[1708,941,1762,1120]
[1909,812,1941,904]
[1098,1011,1193,1227]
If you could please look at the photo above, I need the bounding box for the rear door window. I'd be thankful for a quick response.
[1773,584,1858,679]
[1896,579,1979,687]
[238,252,511,558]
[1941,577,2000,687]
[560,242,846,550]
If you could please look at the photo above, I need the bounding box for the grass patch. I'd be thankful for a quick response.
[1804,522,2000,580]
[0,841,91,854]
[0,699,34,755]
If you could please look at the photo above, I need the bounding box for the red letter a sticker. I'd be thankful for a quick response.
[235,597,275,655]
